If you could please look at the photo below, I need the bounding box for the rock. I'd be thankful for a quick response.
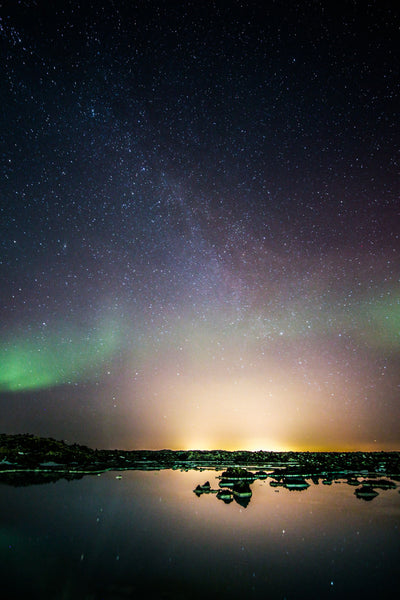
[346,478,360,486]
[283,477,310,491]
[193,481,211,495]
[232,480,252,497]
[216,489,233,504]
[220,467,255,480]
[269,480,284,487]
[218,478,236,488]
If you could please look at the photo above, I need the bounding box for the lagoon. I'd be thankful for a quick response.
[1,469,399,599]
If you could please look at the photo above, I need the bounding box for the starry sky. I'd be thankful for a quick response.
[1,0,399,451]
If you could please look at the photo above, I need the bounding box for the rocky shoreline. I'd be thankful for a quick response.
[1,433,399,491]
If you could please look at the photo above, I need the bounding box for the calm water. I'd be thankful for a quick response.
[1,469,399,599]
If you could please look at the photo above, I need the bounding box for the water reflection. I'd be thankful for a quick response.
[193,466,399,506]
[0,469,399,599]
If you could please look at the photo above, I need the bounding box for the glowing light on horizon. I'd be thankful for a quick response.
[123,340,372,451]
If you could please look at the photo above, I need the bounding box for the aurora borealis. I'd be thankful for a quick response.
[1,1,399,451]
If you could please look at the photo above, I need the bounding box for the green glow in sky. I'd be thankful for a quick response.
[355,294,400,351]
[0,318,122,392]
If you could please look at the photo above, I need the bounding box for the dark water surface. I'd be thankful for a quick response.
[1,469,399,599]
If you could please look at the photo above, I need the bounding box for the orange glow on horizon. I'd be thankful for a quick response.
[120,337,400,452]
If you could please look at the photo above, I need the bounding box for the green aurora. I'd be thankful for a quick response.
[0,318,121,392]
[0,294,398,393]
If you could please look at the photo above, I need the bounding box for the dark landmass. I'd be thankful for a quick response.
[1,434,399,496]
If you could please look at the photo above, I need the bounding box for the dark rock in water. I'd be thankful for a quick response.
[269,472,310,490]
[346,478,360,486]
[218,478,235,488]
[269,480,284,487]
[353,477,397,501]
[220,467,255,480]
[283,477,310,491]
[355,486,379,501]
[217,489,233,504]
[232,480,252,497]
[193,481,211,495]
[268,469,285,481]
[254,470,268,479]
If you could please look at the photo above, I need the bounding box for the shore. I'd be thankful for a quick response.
[1,433,400,486]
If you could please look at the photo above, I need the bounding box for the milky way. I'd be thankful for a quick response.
[1,1,399,450]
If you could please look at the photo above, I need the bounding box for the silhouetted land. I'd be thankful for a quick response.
[1,433,399,489]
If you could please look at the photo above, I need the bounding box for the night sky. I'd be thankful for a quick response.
[1,1,399,451]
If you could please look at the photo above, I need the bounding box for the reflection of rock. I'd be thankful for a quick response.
[216,489,233,504]
[354,478,397,501]
[283,477,310,491]
[0,470,86,487]
[355,485,379,501]
[232,480,252,497]
[234,494,251,508]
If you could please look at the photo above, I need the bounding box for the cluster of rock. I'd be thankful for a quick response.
[268,467,399,501]
[193,465,399,506]
[353,478,397,501]
[194,467,260,507]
